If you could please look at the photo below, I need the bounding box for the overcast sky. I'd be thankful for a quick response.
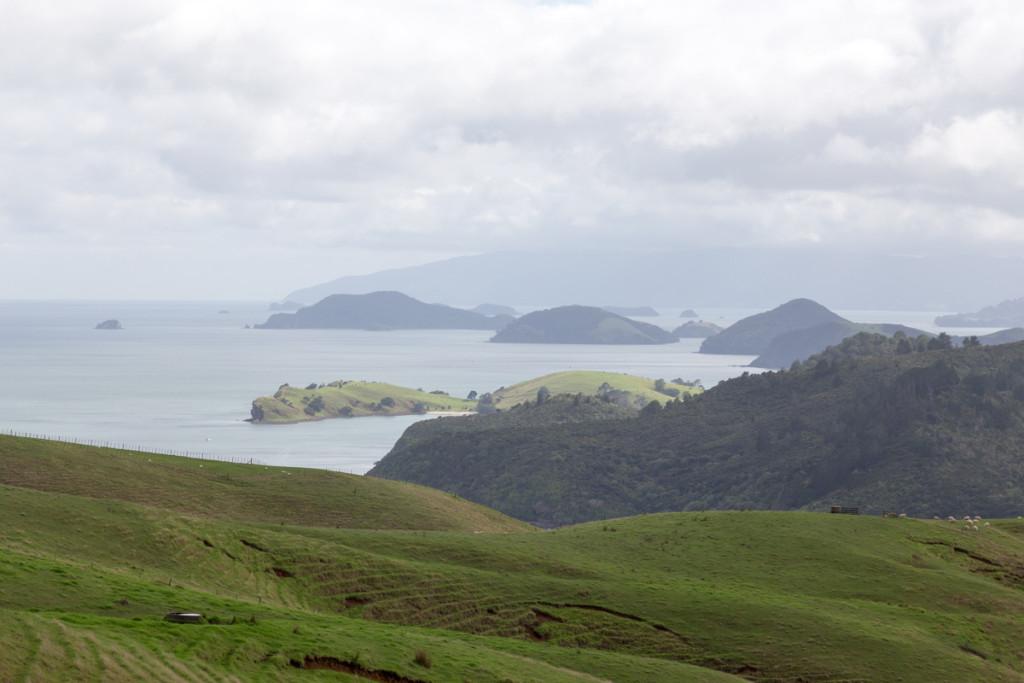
[3,0,1023,300]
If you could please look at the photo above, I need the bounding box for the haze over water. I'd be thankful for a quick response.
[0,300,993,474]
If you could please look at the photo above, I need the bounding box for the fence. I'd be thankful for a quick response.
[1,429,267,466]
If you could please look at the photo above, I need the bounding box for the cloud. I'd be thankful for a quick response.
[908,109,1024,184]
[1,0,1023,298]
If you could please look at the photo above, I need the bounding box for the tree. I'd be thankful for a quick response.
[963,336,981,348]
[477,392,496,415]
[640,399,662,416]
[928,332,953,351]
[467,390,478,400]
[536,386,550,405]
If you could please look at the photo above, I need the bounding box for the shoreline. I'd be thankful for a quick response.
[249,410,477,425]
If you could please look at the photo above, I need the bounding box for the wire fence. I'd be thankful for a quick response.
[1,429,267,466]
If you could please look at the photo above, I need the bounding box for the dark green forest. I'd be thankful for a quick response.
[370,341,1024,527]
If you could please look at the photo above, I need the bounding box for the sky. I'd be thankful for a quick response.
[2,0,1024,300]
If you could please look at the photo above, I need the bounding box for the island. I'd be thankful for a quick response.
[249,381,478,423]
[95,319,122,330]
[700,298,925,368]
[255,291,511,330]
[250,370,700,424]
[672,320,723,338]
[470,303,517,316]
[935,297,1024,327]
[490,305,677,344]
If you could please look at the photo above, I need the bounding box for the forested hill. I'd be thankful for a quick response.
[370,341,1024,527]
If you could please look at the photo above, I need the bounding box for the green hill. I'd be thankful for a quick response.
[491,306,678,344]
[7,438,1024,681]
[387,393,639,457]
[490,370,698,409]
[371,341,1024,527]
[0,435,526,532]
[250,380,478,423]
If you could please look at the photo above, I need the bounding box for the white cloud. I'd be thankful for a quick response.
[908,109,1024,184]
[2,0,1024,298]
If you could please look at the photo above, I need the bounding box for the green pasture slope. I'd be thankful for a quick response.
[251,380,478,423]
[491,371,699,409]
[5,435,1024,681]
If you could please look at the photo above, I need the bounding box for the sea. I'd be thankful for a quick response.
[0,301,1002,474]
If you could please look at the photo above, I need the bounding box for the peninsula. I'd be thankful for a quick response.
[250,381,477,423]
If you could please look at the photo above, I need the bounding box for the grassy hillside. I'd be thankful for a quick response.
[371,341,1024,527]
[7,443,1024,681]
[251,380,477,423]
[491,371,699,410]
[0,435,528,532]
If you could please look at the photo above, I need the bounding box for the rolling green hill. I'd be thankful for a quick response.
[250,380,477,423]
[371,341,1024,528]
[0,435,526,532]
[8,434,1024,680]
[490,370,699,410]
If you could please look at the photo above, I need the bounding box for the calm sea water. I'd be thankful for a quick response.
[0,301,992,473]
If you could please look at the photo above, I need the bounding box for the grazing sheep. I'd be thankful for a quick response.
[984,522,990,527]
[948,516,956,523]
[898,513,907,518]
[973,525,979,531]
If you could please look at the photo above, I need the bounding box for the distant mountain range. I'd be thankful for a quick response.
[702,298,1024,369]
[282,248,1024,311]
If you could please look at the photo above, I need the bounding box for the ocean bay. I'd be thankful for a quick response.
[0,300,977,474]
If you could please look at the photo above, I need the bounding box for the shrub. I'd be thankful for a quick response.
[414,649,431,668]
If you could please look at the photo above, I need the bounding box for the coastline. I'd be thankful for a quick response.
[248,409,477,425]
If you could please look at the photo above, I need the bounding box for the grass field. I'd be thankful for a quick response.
[5,434,1024,681]
[251,380,478,423]
[491,371,699,409]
